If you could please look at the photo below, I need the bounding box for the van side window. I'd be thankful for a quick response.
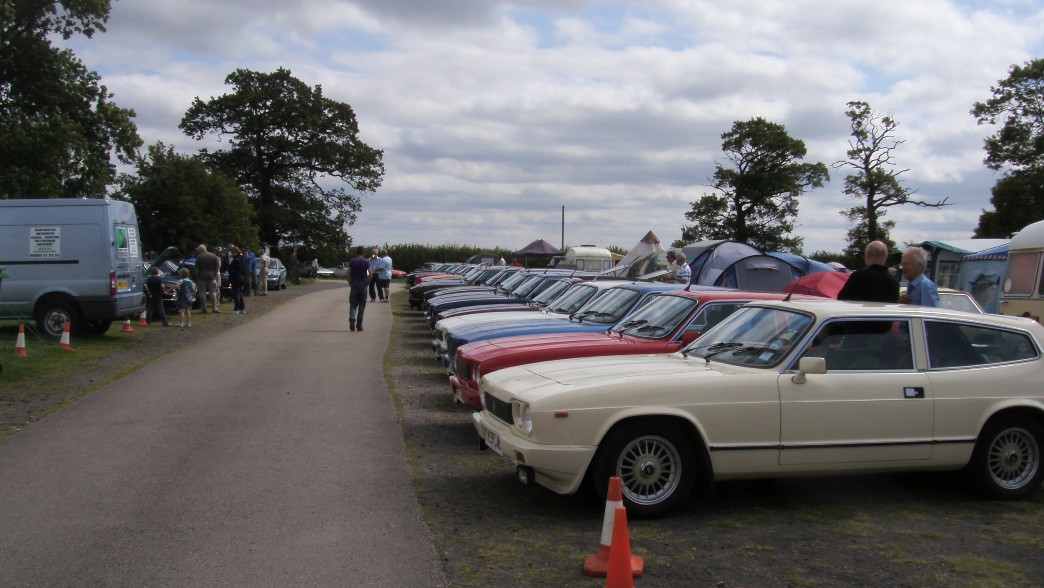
[926,321,1038,368]
[1004,252,1040,296]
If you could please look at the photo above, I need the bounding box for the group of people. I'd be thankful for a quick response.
[837,241,939,306]
[345,247,394,332]
[144,242,277,329]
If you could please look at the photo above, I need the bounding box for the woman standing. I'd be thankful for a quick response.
[228,245,248,314]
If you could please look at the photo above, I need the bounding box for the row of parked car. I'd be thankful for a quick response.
[405,262,1044,518]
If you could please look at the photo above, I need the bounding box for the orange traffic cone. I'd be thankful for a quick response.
[584,477,643,577]
[137,310,149,327]
[58,322,73,350]
[14,324,28,357]
[605,506,638,588]
[121,319,134,333]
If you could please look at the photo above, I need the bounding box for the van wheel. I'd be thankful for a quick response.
[37,301,80,337]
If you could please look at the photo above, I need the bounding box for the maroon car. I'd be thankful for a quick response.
[449,289,813,409]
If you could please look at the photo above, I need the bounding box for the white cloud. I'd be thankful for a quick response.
[56,0,1044,254]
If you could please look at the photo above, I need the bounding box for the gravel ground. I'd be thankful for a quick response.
[5,281,1044,587]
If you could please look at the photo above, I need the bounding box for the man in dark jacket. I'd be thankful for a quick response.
[837,241,900,303]
[194,244,221,313]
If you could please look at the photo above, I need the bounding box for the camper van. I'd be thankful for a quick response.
[548,245,613,272]
[0,198,146,336]
[1000,219,1044,322]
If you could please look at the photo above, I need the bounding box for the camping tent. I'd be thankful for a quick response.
[685,241,762,287]
[615,230,665,271]
[766,252,837,276]
[512,239,564,267]
[716,254,805,291]
[958,243,1008,314]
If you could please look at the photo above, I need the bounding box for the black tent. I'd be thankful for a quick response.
[512,239,564,267]
[513,239,564,256]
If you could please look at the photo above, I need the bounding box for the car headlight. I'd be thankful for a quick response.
[471,363,481,383]
[513,402,533,436]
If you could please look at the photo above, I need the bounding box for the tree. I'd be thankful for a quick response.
[118,142,256,255]
[833,101,948,264]
[0,0,141,198]
[680,117,829,252]
[179,68,385,253]
[973,167,1044,238]
[971,58,1044,234]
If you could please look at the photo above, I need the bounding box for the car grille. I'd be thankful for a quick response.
[483,392,512,425]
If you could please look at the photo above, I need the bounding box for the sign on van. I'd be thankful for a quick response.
[29,227,61,259]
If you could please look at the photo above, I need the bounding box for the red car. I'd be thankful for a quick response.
[449,289,813,409]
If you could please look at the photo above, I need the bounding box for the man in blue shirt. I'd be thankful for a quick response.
[376,249,393,302]
[900,246,939,307]
[347,246,372,331]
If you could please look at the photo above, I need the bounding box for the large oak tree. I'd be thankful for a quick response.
[680,118,828,252]
[179,68,385,252]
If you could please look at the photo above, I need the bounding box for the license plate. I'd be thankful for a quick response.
[485,430,502,455]
[117,279,129,289]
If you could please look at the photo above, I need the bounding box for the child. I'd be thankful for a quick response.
[176,267,196,328]
[145,266,170,326]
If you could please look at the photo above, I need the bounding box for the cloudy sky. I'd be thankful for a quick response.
[62,0,1044,254]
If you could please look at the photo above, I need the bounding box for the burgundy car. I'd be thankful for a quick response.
[449,289,812,409]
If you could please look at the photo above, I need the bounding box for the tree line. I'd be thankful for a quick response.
[2,2,1042,269]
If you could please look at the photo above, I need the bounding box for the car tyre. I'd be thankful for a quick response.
[81,320,112,336]
[967,415,1043,500]
[592,422,697,518]
[37,300,80,337]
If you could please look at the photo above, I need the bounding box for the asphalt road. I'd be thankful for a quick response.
[0,284,445,587]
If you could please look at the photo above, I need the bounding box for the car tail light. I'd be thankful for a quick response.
[109,272,117,296]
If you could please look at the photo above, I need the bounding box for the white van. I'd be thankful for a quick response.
[1000,219,1044,323]
[0,198,146,336]
[549,245,613,272]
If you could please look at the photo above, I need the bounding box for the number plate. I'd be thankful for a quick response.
[117,279,129,290]
[485,430,502,455]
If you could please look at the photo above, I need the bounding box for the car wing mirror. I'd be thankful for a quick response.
[791,357,827,384]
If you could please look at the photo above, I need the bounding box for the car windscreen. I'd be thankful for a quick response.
[682,305,814,368]
[610,294,698,339]
[571,288,641,324]
[546,283,600,314]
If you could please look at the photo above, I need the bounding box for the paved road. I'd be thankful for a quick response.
[0,284,445,587]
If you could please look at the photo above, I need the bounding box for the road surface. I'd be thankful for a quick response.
[0,284,445,587]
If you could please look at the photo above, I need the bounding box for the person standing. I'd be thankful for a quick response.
[228,246,248,314]
[175,267,196,328]
[347,246,372,331]
[837,240,900,303]
[145,266,170,326]
[377,249,393,302]
[256,248,271,296]
[194,244,221,313]
[674,252,691,284]
[244,246,256,296]
[899,246,940,307]
[368,248,382,302]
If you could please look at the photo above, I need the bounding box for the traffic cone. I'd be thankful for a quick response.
[14,324,27,357]
[121,319,134,333]
[584,477,643,577]
[605,506,638,588]
[137,310,149,327]
[58,322,73,350]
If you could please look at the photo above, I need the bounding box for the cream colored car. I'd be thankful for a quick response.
[473,300,1044,517]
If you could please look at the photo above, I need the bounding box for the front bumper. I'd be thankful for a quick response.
[449,374,482,409]
[472,411,595,496]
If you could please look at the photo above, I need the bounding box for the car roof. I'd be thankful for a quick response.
[749,299,1042,329]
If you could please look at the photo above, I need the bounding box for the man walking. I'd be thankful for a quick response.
[347,246,372,331]
[368,248,382,302]
[194,244,221,313]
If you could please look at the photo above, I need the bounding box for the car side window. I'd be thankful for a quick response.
[802,320,913,371]
[684,302,745,335]
[926,321,1038,369]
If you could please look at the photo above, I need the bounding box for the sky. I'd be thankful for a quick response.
[61,0,1044,255]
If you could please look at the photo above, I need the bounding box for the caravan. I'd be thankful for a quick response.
[0,199,146,336]
[1000,219,1044,322]
[548,245,613,272]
